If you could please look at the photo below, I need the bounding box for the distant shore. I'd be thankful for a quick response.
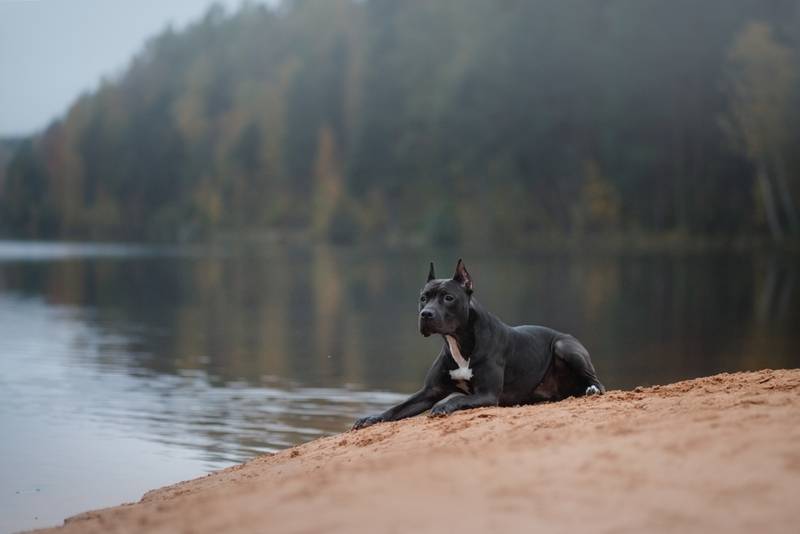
[2,231,799,256]
[37,369,800,534]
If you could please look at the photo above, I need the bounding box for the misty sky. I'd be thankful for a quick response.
[0,0,265,136]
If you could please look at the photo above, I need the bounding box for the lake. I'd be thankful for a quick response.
[1,240,797,532]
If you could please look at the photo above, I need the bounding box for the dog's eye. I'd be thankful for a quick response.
[420,295,427,303]
[443,294,455,303]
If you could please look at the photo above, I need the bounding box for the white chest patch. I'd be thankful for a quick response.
[446,335,473,382]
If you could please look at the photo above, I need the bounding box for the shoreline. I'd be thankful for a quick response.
[37,369,800,533]
[2,233,798,256]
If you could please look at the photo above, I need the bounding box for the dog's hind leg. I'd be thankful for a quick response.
[553,335,605,395]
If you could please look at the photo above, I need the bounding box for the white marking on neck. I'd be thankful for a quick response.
[445,335,472,381]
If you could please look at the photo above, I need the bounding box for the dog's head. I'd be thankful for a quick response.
[418,259,473,337]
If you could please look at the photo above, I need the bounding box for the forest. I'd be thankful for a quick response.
[1,0,799,246]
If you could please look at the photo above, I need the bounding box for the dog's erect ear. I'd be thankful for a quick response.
[427,261,436,282]
[452,258,473,293]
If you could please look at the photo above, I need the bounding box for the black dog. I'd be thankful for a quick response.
[352,259,604,430]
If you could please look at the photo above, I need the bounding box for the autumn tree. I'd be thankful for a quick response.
[723,22,799,240]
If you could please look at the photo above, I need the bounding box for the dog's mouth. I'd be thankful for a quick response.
[419,318,450,337]
[419,319,439,337]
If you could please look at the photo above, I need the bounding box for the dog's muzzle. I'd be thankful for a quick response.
[419,310,437,337]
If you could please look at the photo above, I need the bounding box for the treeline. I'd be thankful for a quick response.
[1,0,799,244]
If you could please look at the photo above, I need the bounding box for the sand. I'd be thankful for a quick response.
[36,369,800,534]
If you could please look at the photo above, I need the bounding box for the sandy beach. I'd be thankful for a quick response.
[36,369,800,534]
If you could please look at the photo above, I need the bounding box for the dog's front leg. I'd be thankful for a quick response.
[352,387,446,430]
[430,361,503,417]
[429,392,499,416]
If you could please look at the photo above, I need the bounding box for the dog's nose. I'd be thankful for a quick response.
[420,310,434,320]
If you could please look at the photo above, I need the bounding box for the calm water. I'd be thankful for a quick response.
[1,240,798,532]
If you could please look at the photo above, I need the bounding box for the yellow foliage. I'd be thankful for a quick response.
[312,125,344,236]
[726,22,797,161]
[579,160,621,231]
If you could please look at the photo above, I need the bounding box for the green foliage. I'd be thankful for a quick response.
[326,199,361,245]
[1,0,799,244]
[425,203,461,246]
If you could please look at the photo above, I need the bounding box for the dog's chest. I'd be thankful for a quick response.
[445,335,472,394]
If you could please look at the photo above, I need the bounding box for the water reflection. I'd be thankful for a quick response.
[2,243,799,396]
[0,241,798,531]
[0,290,406,465]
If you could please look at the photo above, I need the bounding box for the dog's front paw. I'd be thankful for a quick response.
[429,404,452,417]
[352,414,384,430]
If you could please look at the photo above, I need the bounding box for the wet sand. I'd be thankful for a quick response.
[37,369,800,534]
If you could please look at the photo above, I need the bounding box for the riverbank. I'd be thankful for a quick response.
[37,369,800,534]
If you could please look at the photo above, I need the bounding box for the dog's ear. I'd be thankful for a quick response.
[427,261,436,282]
[452,258,473,293]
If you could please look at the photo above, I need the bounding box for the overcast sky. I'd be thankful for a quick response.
[0,0,263,137]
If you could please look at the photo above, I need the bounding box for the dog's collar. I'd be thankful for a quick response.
[445,335,472,381]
